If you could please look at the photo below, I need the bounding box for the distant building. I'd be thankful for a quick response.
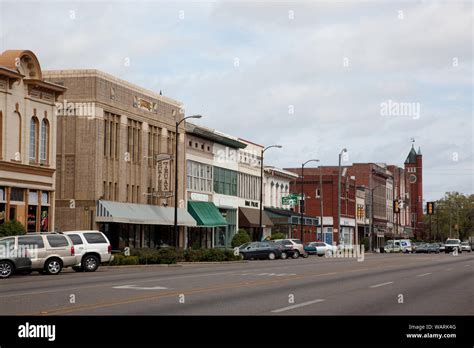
[0,50,66,232]
[404,145,424,239]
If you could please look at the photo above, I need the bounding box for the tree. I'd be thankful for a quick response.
[424,192,474,242]
[0,220,26,237]
[231,229,251,248]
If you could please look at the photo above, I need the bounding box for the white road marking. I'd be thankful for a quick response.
[369,281,394,288]
[240,273,296,277]
[446,268,453,271]
[416,273,432,277]
[464,264,471,267]
[271,299,325,313]
[113,285,168,290]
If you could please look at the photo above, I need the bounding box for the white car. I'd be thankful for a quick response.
[63,231,112,272]
[461,242,472,252]
[305,242,338,256]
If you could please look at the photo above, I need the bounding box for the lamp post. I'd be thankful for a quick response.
[174,114,202,249]
[338,148,347,245]
[300,159,319,244]
[259,145,282,241]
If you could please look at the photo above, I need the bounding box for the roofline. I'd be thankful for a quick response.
[43,69,182,107]
[238,138,264,148]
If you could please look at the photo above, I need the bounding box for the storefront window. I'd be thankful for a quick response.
[0,187,5,202]
[0,203,5,225]
[29,190,38,204]
[40,206,49,232]
[27,205,37,232]
[10,188,25,202]
[41,192,49,205]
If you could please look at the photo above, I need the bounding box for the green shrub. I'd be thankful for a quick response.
[270,232,286,240]
[184,249,205,262]
[362,237,370,252]
[109,254,139,266]
[0,220,26,237]
[201,248,226,262]
[156,247,178,264]
[231,229,251,248]
[223,249,241,261]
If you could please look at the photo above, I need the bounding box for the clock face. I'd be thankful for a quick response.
[409,174,417,184]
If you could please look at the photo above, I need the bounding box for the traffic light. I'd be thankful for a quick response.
[426,202,435,215]
[393,200,400,214]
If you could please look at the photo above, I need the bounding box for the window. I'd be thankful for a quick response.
[67,234,83,245]
[46,235,68,247]
[83,232,107,244]
[10,188,24,202]
[187,160,213,193]
[18,235,44,248]
[29,117,39,162]
[127,119,142,163]
[39,119,49,164]
[213,166,237,196]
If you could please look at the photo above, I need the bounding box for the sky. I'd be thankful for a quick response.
[0,0,472,201]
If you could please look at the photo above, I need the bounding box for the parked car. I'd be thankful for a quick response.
[461,242,472,252]
[0,233,77,275]
[305,242,337,256]
[0,237,32,279]
[273,239,308,258]
[426,243,440,254]
[439,243,445,252]
[414,243,429,253]
[63,230,112,272]
[239,241,282,260]
[271,240,296,259]
[384,241,401,253]
[444,239,463,253]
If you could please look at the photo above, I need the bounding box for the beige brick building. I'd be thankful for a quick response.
[44,69,195,249]
[0,50,66,232]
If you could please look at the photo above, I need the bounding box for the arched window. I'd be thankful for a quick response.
[40,119,49,164]
[29,117,39,162]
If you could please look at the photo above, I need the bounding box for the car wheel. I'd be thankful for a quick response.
[268,252,276,260]
[281,252,288,260]
[44,258,62,275]
[83,255,100,272]
[317,254,324,257]
[239,253,245,260]
[292,250,300,259]
[0,260,14,279]
[325,250,333,257]
[302,253,309,258]
[72,266,84,272]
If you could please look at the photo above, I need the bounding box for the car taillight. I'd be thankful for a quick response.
[108,245,112,254]
[71,246,75,256]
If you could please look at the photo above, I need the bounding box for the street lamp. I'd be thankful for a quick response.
[259,145,282,241]
[338,148,347,245]
[300,159,319,244]
[174,114,202,249]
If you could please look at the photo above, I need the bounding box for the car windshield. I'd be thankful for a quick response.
[445,240,459,244]
[239,243,250,249]
[461,242,469,245]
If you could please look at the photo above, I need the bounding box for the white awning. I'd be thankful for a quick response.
[96,200,197,227]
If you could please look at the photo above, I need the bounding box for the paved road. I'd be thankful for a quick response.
[1,253,472,315]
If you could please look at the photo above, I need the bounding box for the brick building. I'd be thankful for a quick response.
[403,145,424,239]
[44,69,196,249]
[285,167,356,245]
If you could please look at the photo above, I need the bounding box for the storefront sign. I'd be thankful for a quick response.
[157,159,171,193]
[190,193,209,202]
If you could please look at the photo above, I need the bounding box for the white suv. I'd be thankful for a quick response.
[63,231,112,272]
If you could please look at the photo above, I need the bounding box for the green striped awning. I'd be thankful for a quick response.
[187,201,227,227]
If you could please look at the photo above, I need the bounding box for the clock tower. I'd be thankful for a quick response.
[404,144,424,240]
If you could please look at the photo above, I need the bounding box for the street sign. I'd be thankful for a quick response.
[281,193,302,206]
